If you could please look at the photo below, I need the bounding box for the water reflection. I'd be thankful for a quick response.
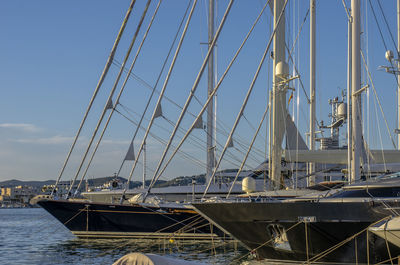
[44,237,249,264]
[1,208,280,264]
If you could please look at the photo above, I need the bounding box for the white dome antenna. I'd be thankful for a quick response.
[385,50,394,62]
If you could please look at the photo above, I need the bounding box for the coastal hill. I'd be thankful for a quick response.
[0,169,251,189]
[0,175,202,189]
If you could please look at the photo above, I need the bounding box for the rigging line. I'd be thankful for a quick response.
[286,46,324,134]
[75,0,156,194]
[285,4,312,124]
[51,0,137,196]
[147,0,234,192]
[68,0,152,197]
[37,206,91,236]
[213,127,265,164]
[161,115,209,149]
[96,212,203,257]
[192,111,266,163]
[286,45,310,105]
[235,136,266,159]
[226,103,269,198]
[231,145,263,166]
[361,50,396,149]
[116,108,208,169]
[119,103,244,168]
[81,110,159,179]
[160,114,247,167]
[147,0,271,193]
[289,5,309,56]
[186,241,233,256]
[193,92,268,158]
[216,116,268,156]
[161,116,248,167]
[383,220,394,265]
[121,0,199,202]
[366,186,399,216]
[113,59,205,120]
[228,146,259,167]
[231,221,303,263]
[115,0,189,177]
[114,48,264,157]
[112,59,262,157]
[119,103,208,152]
[229,138,265,164]
[241,113,257,131]
[115,108,207,169]
[306,216,392,264]
[341,0,351,22]
[176,217,212,235]
[119,89,265,162]
[231,114,268,163]
[109,20,265,155]
[210,117,266,157]
[372,91,387,172]
[376,0,398,57]
[203,0,289,197]
[367,0,400,87]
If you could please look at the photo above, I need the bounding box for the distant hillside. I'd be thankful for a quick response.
[0,179,56,187]
[0,176,167,189]
[86,176,127,187]
[154,174,206,188]
[0,169,248,189]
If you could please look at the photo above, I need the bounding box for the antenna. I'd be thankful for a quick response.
[385,50,394,62]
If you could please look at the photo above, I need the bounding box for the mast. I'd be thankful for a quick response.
[270,0,286,190]
[308,0,316,186]
[206,0,216,184]
[347,8,352,183]
[398,0,400,149]
[351,0,361,182]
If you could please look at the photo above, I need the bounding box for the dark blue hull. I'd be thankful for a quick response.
[193,200,400,263]
[38,199,222,240]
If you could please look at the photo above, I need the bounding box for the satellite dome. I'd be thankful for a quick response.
[385,50,394,62]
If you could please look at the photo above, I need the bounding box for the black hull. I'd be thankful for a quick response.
[193,200,400,263]
[38,199,222,240]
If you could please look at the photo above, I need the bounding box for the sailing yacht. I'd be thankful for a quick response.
[192,0,400,263]
[33,0,278,240]
[194,173,400,262]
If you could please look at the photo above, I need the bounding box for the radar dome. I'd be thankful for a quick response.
[337,103,347,119]
[242,177,256,194]
[275,61,289,78]
[385,50,394,62]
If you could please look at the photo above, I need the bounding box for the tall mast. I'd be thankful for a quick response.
[308,0,316,186]
[398,0,400,149]
[351,0,361,182]
[206,0,216,184]
[347,7,352,183]
[270,0,286,190]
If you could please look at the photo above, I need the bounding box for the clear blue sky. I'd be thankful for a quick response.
[0,0,398,182]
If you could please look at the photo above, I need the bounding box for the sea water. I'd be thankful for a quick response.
[0,208,255,265]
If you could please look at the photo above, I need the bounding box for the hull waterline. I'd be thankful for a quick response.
[193,200,400,263]
[38,199,223,240]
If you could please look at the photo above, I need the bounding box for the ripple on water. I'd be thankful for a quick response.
[0,208,253,265]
